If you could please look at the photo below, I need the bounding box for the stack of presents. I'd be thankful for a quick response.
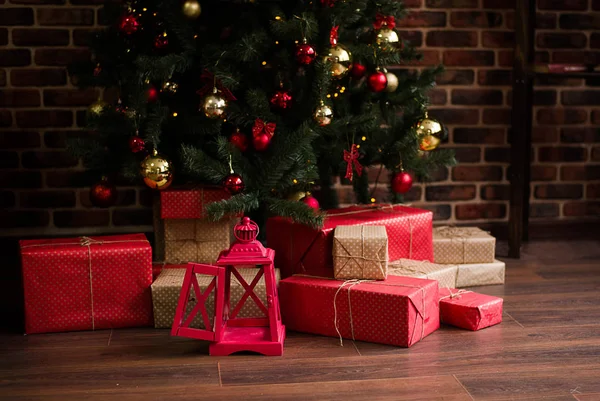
[19,187,504,355]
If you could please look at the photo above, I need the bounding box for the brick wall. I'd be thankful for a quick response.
[1,0,599,238]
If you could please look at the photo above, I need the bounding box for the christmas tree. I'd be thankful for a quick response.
[69,0,455,228]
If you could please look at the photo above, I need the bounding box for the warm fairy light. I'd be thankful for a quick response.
[326,94,331,98]
[294,40,299,44]
[275,16,281,20]
[275,40,279,44]
[333,93,339,98]
[223,119,227,122]
[293,179,298,184]
[340,88,345,93]
[356,144,361,149]
[172,112,178,117]
[341,86,346,91]
[194,34,198,39]
[361,136,366,141]
[153,12,157,16]
[142,7,147,11]
[163,32,167,37]
[262,61,267,65]
[370,197,376,203]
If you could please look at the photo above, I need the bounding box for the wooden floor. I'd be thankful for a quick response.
[2,239,600,401]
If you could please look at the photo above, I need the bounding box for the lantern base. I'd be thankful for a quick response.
[209,325,285,356]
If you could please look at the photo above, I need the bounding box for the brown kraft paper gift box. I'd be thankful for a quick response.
[333,225,388,280]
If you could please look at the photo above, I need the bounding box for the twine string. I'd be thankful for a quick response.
[334,226,387,279]
[438,289,472,301]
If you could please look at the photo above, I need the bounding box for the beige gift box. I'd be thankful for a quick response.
[163,218,236,264]
[333,225,388,280]
[151,267,280,329]
[456,259,505,288]
[388,258,458,289]
[433,226,496,264]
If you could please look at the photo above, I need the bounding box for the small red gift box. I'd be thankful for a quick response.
[20,234,153,334]
[160,187,230,219]
[280,275,439,347]
[439,289,503,331]
[267,205,433,279]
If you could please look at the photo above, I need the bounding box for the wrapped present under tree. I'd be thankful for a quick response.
[439,289,503,331]
[333,225,388,280]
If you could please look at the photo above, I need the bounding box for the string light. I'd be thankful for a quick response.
[294,40,299,44]
[275,40,279,45]
[326,94,331,98]
[361,136,367,141]
[194,34,198,39]
[333,93,339,98]
[293,179,298,184]
[261,61,267,66]
[370,197,376,203]
[142,7,147,11]
[356,144,361,149]
[153,12,157,16]
[172,112,178,117]
[275,15,281,20]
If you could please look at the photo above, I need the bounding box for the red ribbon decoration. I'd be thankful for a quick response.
[196,70,237,101]
[343,144,363,182]
[330,25,339,46]
[252,118,276,138]
[373,14,396,30]
[320,0,336,7]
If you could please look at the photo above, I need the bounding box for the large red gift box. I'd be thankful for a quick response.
[439,289,503,331]
[160,187,229,219]
[267,205,433,279]
[280,275,439,347]
[20,234,153,334]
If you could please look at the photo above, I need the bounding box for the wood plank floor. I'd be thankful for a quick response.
[2,239,600,401]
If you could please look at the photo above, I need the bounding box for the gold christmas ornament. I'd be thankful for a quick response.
[140,149,174,190]
[162,80,178,94]
[313,101,333,126]
[376,26,400,47]
[88,99,107,116]
[415,112,445,151]
[384,71,399,92]
[324,45,352,79]
[201,89,227,119]
[182,0,201,19]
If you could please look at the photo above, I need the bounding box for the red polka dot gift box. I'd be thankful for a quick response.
[160,187,230,219]
[267,205,433,279]
[438,288,503,331]
[279,275,440,348]
[19,234,153,334]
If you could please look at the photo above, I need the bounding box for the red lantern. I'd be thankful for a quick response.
[349,63,367,79]
[392,171,413,194]
[367,71,388,92]
[119,13,139,35]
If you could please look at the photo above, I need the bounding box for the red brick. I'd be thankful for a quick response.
[0,29,7,46]
[0,7,34,25]
[481,184,510,201]
[483,108,511,124]
[44,130,93,148]
[533,90,558,106]
[444,50,495,66]
[531,165,557,181]
[413,204,451,221]
[73,28,100,46]
[0,211,49,228]
[425,185,476,201]
[20,190,76,208]
[12,29,69,46]
[530,203,559,218]
[54,210,110,228]
[595,0,600,10]
[45,170,95,188]
[561,128,600,143]
[478,70,511,86]
[455,203,506,220]
[112,209,153,226]
[482,31,514,48]
[563,201,600,217]
[0,50,31,67]
[498,50,514,67]
[435,69,474,85]
[0,89,40,108]
[562,90,600,106]
[429,166,449,182]
[532,127,559,143]
[592,110,600,124]
[561,166,600,181]
[405,50,441,66]
[483,0,515,8]
[552,51,600,65]
[0,171,42,188]
[450,12,503,28]
[537,108,587,125]
[21,151,78,168]
[80,188,136,208]
[592,147,600,161]
[0,190,15,208]
[35,49,91,66]
[536,13,557,29]
[0,151,19,168]
[535,75,582,87]
[452,166,503,181]
[453,128,505,144]
[559,13,600,29]
[10,68,66,87]
[451,89,503,105]
[485,147,510,162]
[403,0,422,6]
[0,70,5,87]
[427,0,478,6]
[0,131,40,149]
[426,31,477,47]
[139,189,154,207]
[16,110,72,128]
[44,88,99,107]
[537,33,587,49]
[538,147,587,162]
[449,147,481,163]
[587,183,600,199]
[428,109,479,125]
[535,183,583,199]
[397,11,447,28]
[535,51,551,64]
[37,8,94,26]
[538,0,587,10]
[0,111,12,127]
[398,30,423,47]
[427,88,447,105]
[591,33,600,49]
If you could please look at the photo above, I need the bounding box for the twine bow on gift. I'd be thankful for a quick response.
[373,14,396,30]
[436,226,482,264]
[438,289,472,302]
[334,226,387,279]
[343,144,363,182]
[252,118,276,138]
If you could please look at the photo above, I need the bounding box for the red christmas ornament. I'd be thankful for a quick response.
[230,129,248,152]
[128,136,145,153]
[392,171,413,194]
[301,194,320,210]
[295,40,317,65]
[223,173,245,195]
[253,132,272,151]
[90,177,118,208]
[270,90,293,110]
[93,63,102,77]
[367,71,388,92]
[252,118,275,151]
[154,33,169,49]
[349,63,367,79]
[147,86,159,102]
[119,13,139,35]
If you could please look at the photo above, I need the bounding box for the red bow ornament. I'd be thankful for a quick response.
[343,144,363,182]
[252,119,276,138]
[320,0,336,7]
[196,70,237,101]
[373,14,396,30]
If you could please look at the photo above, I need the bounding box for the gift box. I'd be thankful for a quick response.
[439,289,503,331]
[160,187,229,219]
[151,267,280,329]
[333,225,388,280]
[20,234,153,334]
[164,218,236,264]
[152,262,186,281]
[388,259,457,289]
[267,205,433,279]
[456,260,505,288]
[433,226,496,264]
[279,275,439,348]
